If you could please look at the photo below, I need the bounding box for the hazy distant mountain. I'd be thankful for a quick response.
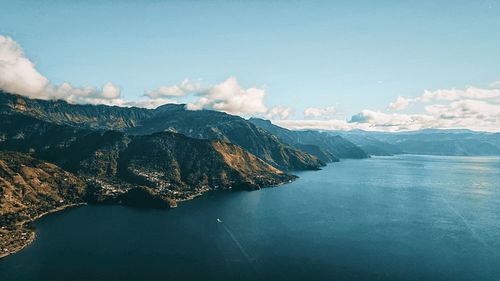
[249,118,369,159]
[0,91,323,171]
[332,129,500,156]
[328,132,403,156]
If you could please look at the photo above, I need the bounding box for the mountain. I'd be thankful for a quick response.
[0,90,151,130]
[0,113,295,194]
[249,118,369,159]
[0,91,323,171]
[0,110,301,256]
[129,105,324,170]
[0,151,87,257]
[295,144,337,163]
[328,132,403,156]
[331,130,500,156]
[0,151,86,226]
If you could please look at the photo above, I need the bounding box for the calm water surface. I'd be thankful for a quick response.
[2,155,500,281]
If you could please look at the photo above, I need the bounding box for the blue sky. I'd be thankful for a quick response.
[1,0,500,131]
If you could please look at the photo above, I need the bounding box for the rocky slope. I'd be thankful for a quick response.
[0,151,86,257]
[129,105,324,170]
[0,113,296,257]
[0,91,151,130]
[249,118,369,159]
[0,114,294,194]
[0,91,323,171]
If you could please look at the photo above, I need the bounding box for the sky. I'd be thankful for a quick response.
[1,0,500,131]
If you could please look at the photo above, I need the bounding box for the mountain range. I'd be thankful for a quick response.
[1,90,500,257]
[334,129,500,156]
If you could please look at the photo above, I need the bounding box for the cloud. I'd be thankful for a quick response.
[186,76,268,116]
[0,35,130,106]
[144,78,201,98]
[490,80,500,87]
[265,106,292,120]
[127,97,179,109]
[425,99,500,120]
[421,87,500,102]
[388,97,413,111]
[0,35,298,118]
[347,98,500,132]
[387,85,500,110]
[279,95,500,132]
[274,119,354,131]
[3,34,499,132]
[43,82,127,106]
[349,110,435,131]
[0,35,49,98]
[101,82,121,99]
[303,106,337,118]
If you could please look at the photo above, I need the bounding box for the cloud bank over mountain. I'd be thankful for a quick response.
[1,34,499,132]
[0,35,131,106]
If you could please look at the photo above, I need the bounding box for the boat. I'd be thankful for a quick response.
[216,218,222,223]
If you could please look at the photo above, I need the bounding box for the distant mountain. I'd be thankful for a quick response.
[331,129,500,156]
[0,91,323,171]
[249,118,369,159]
[328,132,403,156]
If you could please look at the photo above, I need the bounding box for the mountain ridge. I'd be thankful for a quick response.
[0,91,323,171]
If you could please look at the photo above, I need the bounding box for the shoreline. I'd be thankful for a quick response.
[0,176,298,259]
[0,203,87,259]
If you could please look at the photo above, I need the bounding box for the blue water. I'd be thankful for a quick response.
[1,155,500,281]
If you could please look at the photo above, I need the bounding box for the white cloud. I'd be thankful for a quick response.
[349,110,436,131]
[274,119,354,131]
[421,87,500,102]
[388,97,413,111]
[0,35,49,98]
[126,98,178,109]
[265,106,292,120]
[425,99,500,120]
[303,106,337,118]
[44,82,126,106]
[186,76,268,116]
[387,85,500,110]
[490,80,500,87]
[0,35,130,106]
[101,82,121,99]
[3,34,500,132]
[144,78,201,98]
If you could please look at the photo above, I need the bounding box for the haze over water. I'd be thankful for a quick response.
[1,155,500,281]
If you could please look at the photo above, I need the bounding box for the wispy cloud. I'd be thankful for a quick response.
[144,78,201,98]
[266,106,292,120]
[303,106,337,118]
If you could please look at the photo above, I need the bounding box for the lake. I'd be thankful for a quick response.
[1,155,500,281]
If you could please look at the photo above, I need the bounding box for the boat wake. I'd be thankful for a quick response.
[217,218,259,276]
